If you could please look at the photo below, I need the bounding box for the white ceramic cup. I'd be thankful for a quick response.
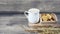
[24,8,40,24]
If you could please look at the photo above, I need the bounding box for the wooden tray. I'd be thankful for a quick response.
[40,13,58,24]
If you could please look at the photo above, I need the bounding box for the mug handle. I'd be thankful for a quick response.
[24,11,28,18]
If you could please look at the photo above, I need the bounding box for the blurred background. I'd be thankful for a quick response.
[0,0,60,34]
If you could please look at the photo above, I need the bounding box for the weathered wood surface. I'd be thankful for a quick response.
[0,0,60,12]
[0,0,60,34]
[0,15,30,34]
[0,13,60,34]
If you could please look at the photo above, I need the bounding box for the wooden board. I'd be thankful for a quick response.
[28,23,60,28]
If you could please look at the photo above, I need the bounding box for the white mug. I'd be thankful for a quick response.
[24,8,40,24]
